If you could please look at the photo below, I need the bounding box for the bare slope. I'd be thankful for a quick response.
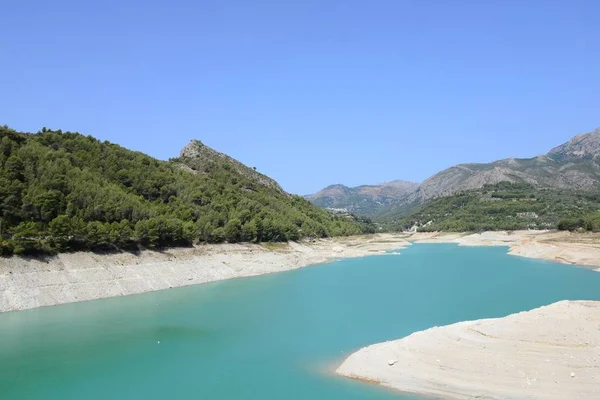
[0,234,411,313]
[337,300,600,400]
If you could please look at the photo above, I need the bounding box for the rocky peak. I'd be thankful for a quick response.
[179,139,206,158]
[549,128,600,160]
[178,139,285,193]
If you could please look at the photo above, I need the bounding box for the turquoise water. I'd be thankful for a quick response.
[2,244,600,399]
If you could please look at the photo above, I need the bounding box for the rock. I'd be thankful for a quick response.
[570,372,575,378]
[179,139,285,193]
[388,359,398,366]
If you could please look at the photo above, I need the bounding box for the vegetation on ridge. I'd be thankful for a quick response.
[310,128,600,221]
[0,126,371,255]
[386,182,600,232]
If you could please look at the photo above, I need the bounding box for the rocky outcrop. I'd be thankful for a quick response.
[179,139,285,193]
[549,127,600,161]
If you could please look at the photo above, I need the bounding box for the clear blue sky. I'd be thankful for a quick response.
[3,0,599,194]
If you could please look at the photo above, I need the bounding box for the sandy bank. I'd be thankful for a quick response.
[337,300,600,400]
[410,230,600,269]
[0,234,410,313]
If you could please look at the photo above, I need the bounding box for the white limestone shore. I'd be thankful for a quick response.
[410,230,600,270]
[2,230,599,313]
[336,300,600,400]
[335,231,600,399]
[0,234,411,313]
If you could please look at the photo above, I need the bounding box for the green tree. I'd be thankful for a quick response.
[12,222,42,254]
[49,215,72,251]
[241,219,258,242]
[109,220,134,248]
[134,219,160,247]
[224,218,242,242]
[86,221,110,249]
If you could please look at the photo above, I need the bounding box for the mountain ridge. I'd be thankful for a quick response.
[305,180,418,216]
[309,127,600,219]
[405,127,600,206]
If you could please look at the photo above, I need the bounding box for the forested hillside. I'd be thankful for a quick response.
[388,182,600,232]
[0,126,368,255]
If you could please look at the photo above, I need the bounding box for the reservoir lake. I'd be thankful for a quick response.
[2,244,600,399]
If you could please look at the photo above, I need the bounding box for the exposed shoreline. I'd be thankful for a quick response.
[0,234,412,313]
[335,230,600,399]
[410,230,600,270]
[336,301,600,400]
[1,230,600,313]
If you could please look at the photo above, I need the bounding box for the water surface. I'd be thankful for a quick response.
[2,244,600,399]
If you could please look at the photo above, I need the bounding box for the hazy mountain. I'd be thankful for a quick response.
[305,180,418,216]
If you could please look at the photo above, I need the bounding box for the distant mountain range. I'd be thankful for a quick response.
[308,127,600,219]
[304,180,418,216]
